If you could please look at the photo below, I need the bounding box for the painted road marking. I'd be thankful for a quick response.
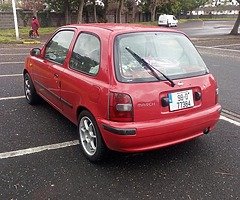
[0,53,28,56]
[0,116,238,160]
[0,47,31,50]
[0,96,25,101]
[197,46,240,53]
[0,61,24,65]
[212,44,240,48]
[0,140,79,159]
[0,94,239,160]
[0,74,22,77]
[220,116,240,127]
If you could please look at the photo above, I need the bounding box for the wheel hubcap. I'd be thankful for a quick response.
[24,77,31,101]
[79,116,97,156]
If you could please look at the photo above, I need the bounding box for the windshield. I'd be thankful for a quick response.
[114,32,208,83]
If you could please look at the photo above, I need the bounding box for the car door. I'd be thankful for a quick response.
[33,30,75,111]
[60,32,102,123]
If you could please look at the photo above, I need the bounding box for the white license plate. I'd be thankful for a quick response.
[168,90,194,111]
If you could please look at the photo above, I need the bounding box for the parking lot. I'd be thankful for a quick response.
[0,37,239,199]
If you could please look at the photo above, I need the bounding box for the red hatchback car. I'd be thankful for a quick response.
[24,24,221,162]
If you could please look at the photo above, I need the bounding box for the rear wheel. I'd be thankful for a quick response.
[78,110,107,162]
[24,73,40,105]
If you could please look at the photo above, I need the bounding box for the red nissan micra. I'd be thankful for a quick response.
[24,24,221,162]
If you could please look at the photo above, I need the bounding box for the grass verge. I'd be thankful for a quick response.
[0,27,56,44]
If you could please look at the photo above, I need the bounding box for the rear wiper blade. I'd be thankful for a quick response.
[125,47,175,87]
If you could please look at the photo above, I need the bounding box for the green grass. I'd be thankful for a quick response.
[0,27,56,44]
[138,21,159,26]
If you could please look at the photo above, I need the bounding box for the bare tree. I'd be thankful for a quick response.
[19,0,45,16]
[149,0,171,22]
[77,0,85,23]
[64,1,71,24]
[93,0,97,22]
[230,0,240,35]
[126,0,138,22]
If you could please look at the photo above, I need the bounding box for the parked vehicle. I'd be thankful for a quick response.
[24,24,221,162]
[158,14,178,27]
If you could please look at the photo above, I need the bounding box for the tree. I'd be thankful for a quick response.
[205,0,239,35]
[93,0,98,22]
[45,0,75,24]
[151,0,170,21]
[106,0,124,23]
[126,0,139,22]
[116,0,124,22]
[19,0,45,16]
[177,0,208,16]
[76,0,85,23]
[140,0,173,21]
[230,0,240,35]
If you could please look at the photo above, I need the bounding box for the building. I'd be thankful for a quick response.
[206,0,239,6]
[192,0,239,16]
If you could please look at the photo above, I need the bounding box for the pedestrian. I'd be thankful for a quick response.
[31,16,40,38]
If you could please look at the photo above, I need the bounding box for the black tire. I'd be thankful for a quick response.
[78,110,107,162]
[24,73,40,105]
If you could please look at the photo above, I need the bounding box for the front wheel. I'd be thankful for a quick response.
[78,110,107,162]
[24,73,40,105]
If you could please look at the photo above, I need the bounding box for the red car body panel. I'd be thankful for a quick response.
[24,23,221,153]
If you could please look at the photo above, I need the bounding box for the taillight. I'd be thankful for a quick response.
[109,92,133,122]
[215,88,219,104]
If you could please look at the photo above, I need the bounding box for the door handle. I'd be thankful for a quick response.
[54,73,59,78]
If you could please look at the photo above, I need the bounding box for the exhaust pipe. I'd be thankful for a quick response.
[203,127,210,134]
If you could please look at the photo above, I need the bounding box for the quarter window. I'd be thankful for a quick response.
[70,33,100,75]
[44,30,74,64]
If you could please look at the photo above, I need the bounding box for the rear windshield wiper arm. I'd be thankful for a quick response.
[125,47,175,87]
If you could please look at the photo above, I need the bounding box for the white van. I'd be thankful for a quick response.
[158,14,178,27]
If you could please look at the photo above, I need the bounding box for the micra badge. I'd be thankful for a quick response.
[177,81,184,86]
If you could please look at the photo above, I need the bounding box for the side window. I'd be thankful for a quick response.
[44,30,74,65]
[70,33,100,75]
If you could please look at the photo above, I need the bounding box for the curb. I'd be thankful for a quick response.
[22,40,41,44]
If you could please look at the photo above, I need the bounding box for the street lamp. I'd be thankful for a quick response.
[12,0,20,40]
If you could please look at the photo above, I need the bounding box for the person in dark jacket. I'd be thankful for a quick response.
[31,16,40,38]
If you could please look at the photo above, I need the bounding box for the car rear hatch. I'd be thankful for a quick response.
[128,74,217,122]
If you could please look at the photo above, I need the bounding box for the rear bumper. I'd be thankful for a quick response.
[98,104,221,153]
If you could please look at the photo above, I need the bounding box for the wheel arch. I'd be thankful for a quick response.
[76,106,88,121]
[76,106,107,144]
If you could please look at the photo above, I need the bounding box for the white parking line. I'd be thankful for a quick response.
[0,93,239,160]
[0,61,24,65]
[220,116,240,127]
[0,74,22,77]
[212,44,240,48]
[0,96,25,101]
[197,46,240,53]
[0,140,79,159]
[0,114,238,160]
[0,47,32,50]
[0,53,28,56]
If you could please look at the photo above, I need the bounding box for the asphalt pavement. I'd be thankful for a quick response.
[0,21,239,199]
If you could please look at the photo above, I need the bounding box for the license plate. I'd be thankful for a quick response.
[168,90,194,111]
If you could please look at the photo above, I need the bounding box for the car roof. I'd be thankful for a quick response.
[62,23,183,35]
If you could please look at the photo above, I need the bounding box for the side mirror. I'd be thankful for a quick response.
[30,48,41,57]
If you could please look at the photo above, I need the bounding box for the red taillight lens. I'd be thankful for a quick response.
[109,92,133,122]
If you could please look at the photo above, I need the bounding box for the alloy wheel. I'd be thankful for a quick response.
[79,116,97,156]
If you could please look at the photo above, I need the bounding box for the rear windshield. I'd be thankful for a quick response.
[114,32,208,83]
